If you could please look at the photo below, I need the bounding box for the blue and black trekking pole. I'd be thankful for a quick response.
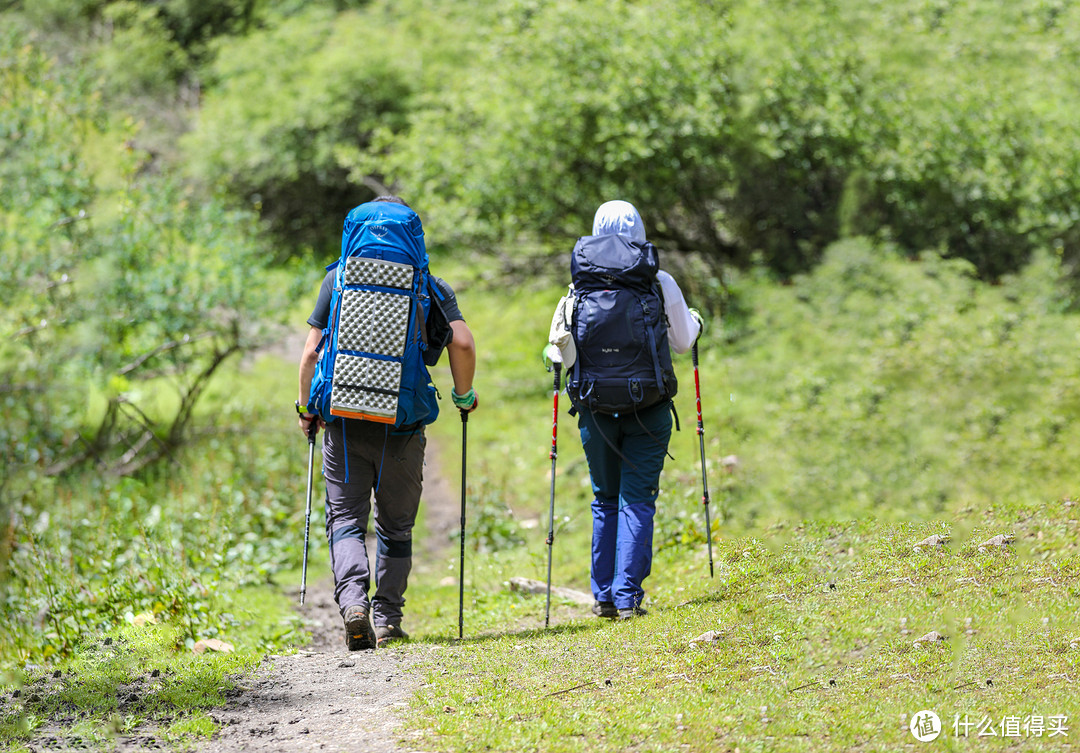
[458,408,468,639]
[692,342,715,578]
[544,361,562,628]
[300,417,319,605]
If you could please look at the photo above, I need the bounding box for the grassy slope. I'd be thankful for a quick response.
[7,242,1078,751]
[401,243,1080,752]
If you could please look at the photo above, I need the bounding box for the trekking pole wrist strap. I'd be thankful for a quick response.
[451,387,476,409]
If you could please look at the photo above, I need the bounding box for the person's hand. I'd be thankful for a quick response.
[298,413,323,435]
[542,343,563,370]
[689,308,704,339]
[452,387,479,413]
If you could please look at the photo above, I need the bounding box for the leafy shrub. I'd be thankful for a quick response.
[1,33,294,668]
[180,5,417,256]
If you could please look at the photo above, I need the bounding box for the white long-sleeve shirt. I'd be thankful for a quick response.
[547,270,700,367]
[656,270,700,354]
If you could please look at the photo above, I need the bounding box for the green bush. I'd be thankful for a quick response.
[180,5,417,256]
[1,35,293,666]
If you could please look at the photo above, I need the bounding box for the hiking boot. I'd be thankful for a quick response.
[617,606,648,621]
[343,605,374,651]
[591,601,618,619]
[374,624,408,648]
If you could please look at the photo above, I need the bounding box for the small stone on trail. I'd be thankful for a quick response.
[508,576,592,605]
[913,631,948,646]
[192,638,235,654]
[338,660,356,668]
[977,533,1015,552]
[689,630,721,646]
[913,534,949,552]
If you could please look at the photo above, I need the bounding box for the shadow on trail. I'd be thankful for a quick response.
[414,619,598,648]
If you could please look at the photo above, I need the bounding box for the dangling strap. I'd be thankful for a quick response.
[592,413,637,471]
[643,309,665,390]
[632,404,675,462]
[375,424,389,493]
[342,419,350,483]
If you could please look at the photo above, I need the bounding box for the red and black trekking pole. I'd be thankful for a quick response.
[544,361,562,628]
[300,417,319,605]
[458,408,468,639]
[692,342,715,578]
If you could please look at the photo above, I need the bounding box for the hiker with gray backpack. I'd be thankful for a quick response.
[297,196,478,650]
[547,200,702,621]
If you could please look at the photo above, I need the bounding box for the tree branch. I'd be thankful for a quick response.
[118,333,212,376]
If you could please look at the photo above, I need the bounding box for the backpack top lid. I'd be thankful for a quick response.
[571,233,659,292]
[342,201,428,267]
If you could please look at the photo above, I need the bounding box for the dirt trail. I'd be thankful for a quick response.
[190,436,461,753]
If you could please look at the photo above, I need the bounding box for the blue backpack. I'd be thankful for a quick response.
[307,201,447,429]
[566,234,677,414]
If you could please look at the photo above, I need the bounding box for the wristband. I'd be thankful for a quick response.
[295,400,313,416]
[451,388,476,409]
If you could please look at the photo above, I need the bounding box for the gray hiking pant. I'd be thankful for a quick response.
[322,418,426,628]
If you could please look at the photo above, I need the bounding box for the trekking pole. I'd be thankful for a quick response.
[458,408,468,639]
[692,342,715,578]
[544,362,561,628]
[300,418,319,605]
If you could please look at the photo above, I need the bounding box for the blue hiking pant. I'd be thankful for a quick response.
[578,401,672,611]
[322,419,426,628]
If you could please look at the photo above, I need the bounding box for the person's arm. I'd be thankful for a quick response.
[297,326,323,432]
[447,319,478,412]
[657,270,702,354]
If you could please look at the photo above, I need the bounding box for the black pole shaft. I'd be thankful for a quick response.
[692,343,715,578]
[545,364,561,628]
[300,419,318,605]
[458,409,468,639]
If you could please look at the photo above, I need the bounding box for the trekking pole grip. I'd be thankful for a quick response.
[692,343,704,436]
[550,363,560,461]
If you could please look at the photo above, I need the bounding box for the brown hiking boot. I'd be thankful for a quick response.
[374,624,408,648]
[343,605,374,650]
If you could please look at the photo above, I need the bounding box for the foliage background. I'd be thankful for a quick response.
[1,0,1079,749]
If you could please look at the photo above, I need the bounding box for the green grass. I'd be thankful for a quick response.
[0,619,266,751]
[5,240,1080,751]
[394,244,1080,751]
[399,504,1079,752]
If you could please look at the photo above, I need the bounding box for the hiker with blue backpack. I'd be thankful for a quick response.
[296,196,478,650]
[548,200,702,621]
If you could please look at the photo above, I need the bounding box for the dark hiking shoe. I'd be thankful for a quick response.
[591,601,618,619]
[343,605,374,651]
[617,606,648,621]
[374,624,408,648]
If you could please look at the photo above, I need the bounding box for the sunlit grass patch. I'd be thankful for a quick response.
[0,621,269,749]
